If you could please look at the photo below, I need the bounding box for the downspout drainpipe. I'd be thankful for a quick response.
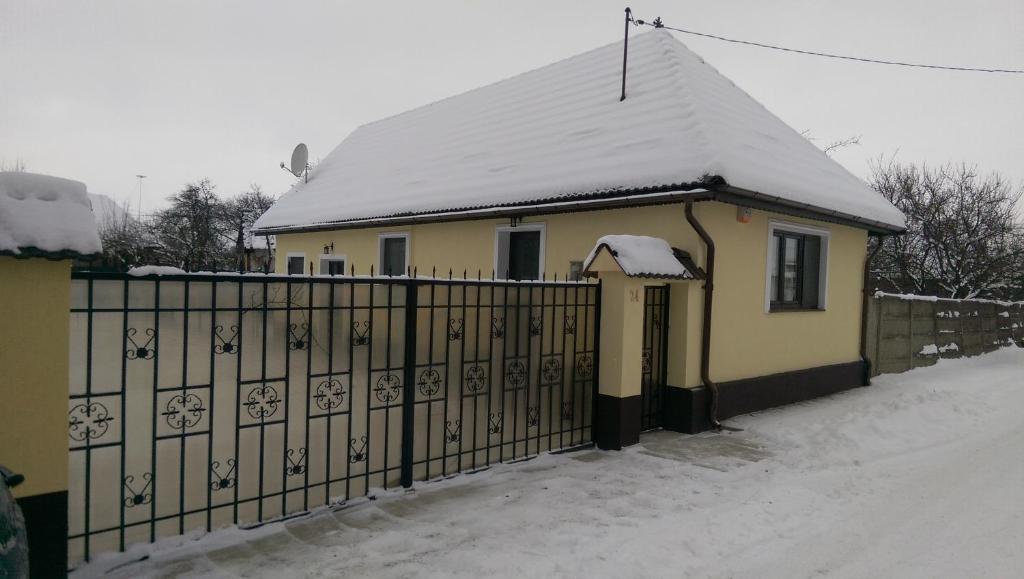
[684,201,722,429]
[860,236,883,385]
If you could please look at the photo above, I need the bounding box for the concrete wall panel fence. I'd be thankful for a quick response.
[66,272,598,568]
[865,293,1024,376]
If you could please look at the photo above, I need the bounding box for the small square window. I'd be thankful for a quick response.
[287,255,305,275]
[320,257,346,276]
[569,260,583,281]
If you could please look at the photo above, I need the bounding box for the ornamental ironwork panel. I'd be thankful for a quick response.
[67,272,599,567]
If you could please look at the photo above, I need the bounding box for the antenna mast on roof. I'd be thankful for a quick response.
[620,7,632,101]
[621,8,663,101]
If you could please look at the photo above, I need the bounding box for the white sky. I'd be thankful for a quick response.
[2,0,1022,214]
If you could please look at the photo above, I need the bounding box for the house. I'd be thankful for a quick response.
[253,30,905,446]
[0,171,102,576]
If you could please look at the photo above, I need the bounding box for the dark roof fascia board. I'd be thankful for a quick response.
[254,187,715,235]
[0,247,100,262]
[711,185,905,235]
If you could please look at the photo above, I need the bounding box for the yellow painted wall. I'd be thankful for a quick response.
[0,257,71,498]
[275,201,867,388]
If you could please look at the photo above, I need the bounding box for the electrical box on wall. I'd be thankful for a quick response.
[736,206,753,223]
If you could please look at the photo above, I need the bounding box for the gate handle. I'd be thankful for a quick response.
[0,464,24,488]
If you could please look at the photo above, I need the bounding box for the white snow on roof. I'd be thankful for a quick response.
[0,172,102,256]
[583,235,696,278]
[89,193,133,225]
[255,30,904,233]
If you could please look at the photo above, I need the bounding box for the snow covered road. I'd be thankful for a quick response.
[76,348,1024,578]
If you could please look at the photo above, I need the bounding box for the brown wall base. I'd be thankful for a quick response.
[665,360,868,434]
[16,490,68,578]
[594,394,641,450]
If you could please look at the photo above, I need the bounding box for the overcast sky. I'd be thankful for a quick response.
[2,0,1022,214]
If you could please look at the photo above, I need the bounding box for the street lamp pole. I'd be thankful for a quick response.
[135,174,147,221]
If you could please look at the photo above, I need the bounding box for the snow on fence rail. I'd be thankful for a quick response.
[865,292,1024,376]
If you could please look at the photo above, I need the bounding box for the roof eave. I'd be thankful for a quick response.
[253,186,714,235]
[712,185,906,235]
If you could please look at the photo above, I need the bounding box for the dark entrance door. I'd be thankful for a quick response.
[641,285,669,430]
[507,230,541,280]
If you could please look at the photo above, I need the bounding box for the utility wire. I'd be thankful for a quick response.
[633,16,1024,74]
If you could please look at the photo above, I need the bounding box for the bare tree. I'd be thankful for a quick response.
[0,158,27,172]
[870,158,1024,299]
[94,204,155,270]
[151,179,226,271]
[800,131,861,157]
[218,184,276,271]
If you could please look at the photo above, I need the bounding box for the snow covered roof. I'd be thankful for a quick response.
[254,30,905,234]
[0,172,103,258]
[89,193,133,225]
[583,235,703,280]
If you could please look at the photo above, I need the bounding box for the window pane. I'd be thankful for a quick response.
[322,259,345,276]
[508,231,540,280]
[287,256,304,275]
[770,234,780,301]
[783,237,800,302]
[382,237,406,276]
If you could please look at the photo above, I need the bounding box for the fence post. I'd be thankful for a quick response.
[400,279,419,488]
[591,279,602,443]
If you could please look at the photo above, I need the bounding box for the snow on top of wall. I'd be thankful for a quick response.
[255,30,905,234]
[874,291,1023,307]
[0,172,102,256]
[583,234,696,278]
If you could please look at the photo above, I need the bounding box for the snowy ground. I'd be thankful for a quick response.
[74,348,1024,579]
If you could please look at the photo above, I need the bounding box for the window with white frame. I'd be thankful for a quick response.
[494,223,545,280]
[286,253,306,276]
[378,233,409,276]
[765,221,829,311]
[319,254,347,276]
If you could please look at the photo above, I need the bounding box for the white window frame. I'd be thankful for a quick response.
[378,232,410,276]
[763,220,830,313]
[286,252,307,276]
[493,222,546,280]
[319,254,348,276]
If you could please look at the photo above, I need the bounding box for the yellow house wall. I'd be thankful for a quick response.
[0,257,71,498]
[274,200,867,388]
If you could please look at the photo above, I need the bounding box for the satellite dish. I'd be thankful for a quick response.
[290,143,308,177]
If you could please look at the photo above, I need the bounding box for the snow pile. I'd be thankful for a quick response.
[0,172,102,256]
[583,234,696,278]
[71,348,1024,579]
[127,265,187,276]
[255,30,905,233]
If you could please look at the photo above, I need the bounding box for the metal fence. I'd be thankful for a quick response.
[67,272,599,565]
[865,293,1024,376]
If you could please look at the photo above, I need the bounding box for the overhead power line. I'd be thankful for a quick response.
[631,15,1024,74]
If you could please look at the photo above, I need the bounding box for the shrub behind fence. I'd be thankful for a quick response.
[865,293,1024,376]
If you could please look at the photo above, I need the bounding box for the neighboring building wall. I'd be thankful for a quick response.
[273,200,868,387]
[0,256,71,576]
[0,257,71,497]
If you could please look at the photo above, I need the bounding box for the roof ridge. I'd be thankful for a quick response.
[651,31,722,178]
